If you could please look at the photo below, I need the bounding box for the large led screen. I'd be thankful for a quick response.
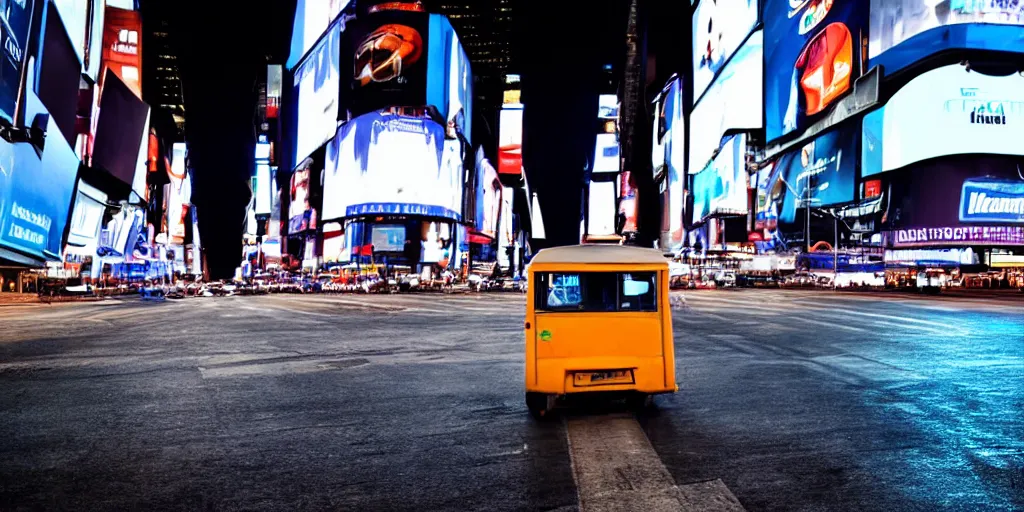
[294,20,341,164]
[764,0,867,142]
[345,10,430,118]
[689,30,762,174]
[427,15,473,144]
[692,0,759,102]
[289,162,317,233]
[66,180,106,248]
[592,133,619,174]
[620,171,638,234]
[92,69,149,185]
[0,0,34,122]
[869,0,1024,73]
[690,134,749,224]
[474,148,500,238]
[588,180,617,236]
[167,143,191,245]
[862,65,1024,177]
[36,3,82,147]
[100,6,141,98]
[371,224,405,252]
[323,111,463,221]
[255,163,272,215]
[762,122,858,224]
[498,105,523,175]
[662,78,685,248]
[53,0,104,81]
[287,0,352,69]
[0,121,77,261]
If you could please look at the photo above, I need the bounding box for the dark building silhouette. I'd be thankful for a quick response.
[140,5,186,140]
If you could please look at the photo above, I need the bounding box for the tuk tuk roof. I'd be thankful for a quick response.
[530,245,668,266]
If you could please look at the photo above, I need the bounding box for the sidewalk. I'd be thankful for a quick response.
[0,293,40,306]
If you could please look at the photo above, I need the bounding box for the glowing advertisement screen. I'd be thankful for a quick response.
[692,0,759,102]
[426,15,473,144]
[294,20,340,163]
[662,78,685,248]
[474,148,500,238]
[764,0,867,142]
[53,0,104,81]
[598,94,619,119]
[346,10,430,118]
[592,133,619,174]
[287,0,351,69]
[862,66,1024,177]
[620,171,638,234]
[498,105,523,175]
[255,164,272,215]
[66,181,106,248]
[689,30,762,174]
[762,123,857,224]
[690,134,749,224]
[0,0,33,123]
[869,0,1024,73]
[289,164,317,234]
[371,224,406,252]
[323,112,463,221]
[588,180,617,236]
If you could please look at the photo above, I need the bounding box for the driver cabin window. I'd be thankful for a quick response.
[537,272,657,312]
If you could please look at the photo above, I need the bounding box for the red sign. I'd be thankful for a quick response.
[498,144,522,175]
[101,7,142,98]
[864,179,882,198]
[748,231,764,242]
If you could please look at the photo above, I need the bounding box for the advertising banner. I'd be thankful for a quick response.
[862,66,1024,177]
[287,0,352,69]
[692,0,759,103]
[92,69,149,184]
[691,134,749,224]
[345,9,430,118]
[426,14,473,144]
[869,0,1024,73]
[100,6,141,98]
[66,180,106,248]
[294,20,341,164]
[53,0,104,81]
[498,104,523,175]
[323,111,463,221]
[764,0,867,142]
[167,143,190,245]
[587,180,617,236]
[0,121,77,261]
[36,3,83,147]
[0,0,33,123]
[592,133,619,174]
[288,162,317,233]
[620,171,638,234]
[762,122,858,224]
[689,30,762,173]
[474,148,500,238]
[255,163,272,215]
[959,178,1024,224]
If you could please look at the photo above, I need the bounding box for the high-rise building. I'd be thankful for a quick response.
[141,9,186,140]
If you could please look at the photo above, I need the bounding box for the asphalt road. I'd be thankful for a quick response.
[0,289,1021,511]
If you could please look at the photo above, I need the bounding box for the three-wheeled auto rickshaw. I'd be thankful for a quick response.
[524,245,677,417]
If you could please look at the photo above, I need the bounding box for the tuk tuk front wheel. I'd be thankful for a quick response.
[526,392,554,420]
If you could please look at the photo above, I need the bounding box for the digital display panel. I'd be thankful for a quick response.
[869,0,1024,73]
[764,0,867,141]
[323,111,463,221]
[53,0,104,80]
[92,69,149,185]
[598,94,619,119]
[592,133,619,174]
[474,148,500,238]
[862,65,1024,177]
[691,134,749,224]
[286,0,352,69]
[255,163,272,215]
[294,20,341,163]
[662,78,685,249]
[0,0,33,123]
[692,0,759,102]
[498,105,523,175]
[289,164,317,233]
[588,180,617,236]
[345,10,430,118]
[689,30,762,174]
[36,3,82,147]
[66,180,107,248]
[371,224,406,252]
[426,14,473,144]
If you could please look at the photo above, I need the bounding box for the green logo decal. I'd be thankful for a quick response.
[540,330,552,342]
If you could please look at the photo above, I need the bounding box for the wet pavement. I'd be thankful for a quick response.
[0,289,1021,511]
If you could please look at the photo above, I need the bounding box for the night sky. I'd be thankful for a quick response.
[168,1,295,278]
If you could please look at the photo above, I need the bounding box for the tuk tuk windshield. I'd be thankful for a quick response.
[536,272,657,312]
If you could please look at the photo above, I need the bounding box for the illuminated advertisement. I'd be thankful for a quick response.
[651,95,666,177]
[92,69,149,184]
[167,143,191,245]
[130,108,151,201]
[689,30,762,173]
[691,134,749,224]
[869,0,1024,73]
[764,0,866,141]
[762,122,857,224]
[754,162,778,231]
[620,171,638,234]
[371,224,405,252]
[959,179,1024,224]
[474,148,500,238]
[66,180,106,248]
[592,133,619,174]
[287,0,352,69]
[692,0,759,102]
[0,0,32,123]
[323,111,463,221]
[53,0,104,81]
[294,20,341,163]
[588,180,617,236]
[498,104,523,175]
[598,94,619,119]
[322,222,349,263]
[289,162,317,233]
[660,78,685,248]
[0,120,77,261]
[100,6,142,98]
[426,15,473,144]
[862,65,1024,177]
[346,10,430,118]
[255,163,272,215]
[35,2,82,147]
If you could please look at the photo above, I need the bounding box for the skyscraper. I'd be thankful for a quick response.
[141,8,186,140]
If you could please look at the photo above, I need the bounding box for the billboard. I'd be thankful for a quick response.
[0,0,33,123]
[0,119,78,261]
[498,104,523,175]
[66,180,106,248]
[692,0,759,102]
[286,0,352,70]
[426,15,473,144]
[92,69,149,184]
[661,78,685,248]
[762,122,857,224]
[323,111,463,221]
[620,171,638,234]
[100,6,141,98]
[294,19,341,163]
[869,0,1024,73]
[167,143,190,245]
[862,65,1024,177]
[288,161,317,233]
[592,133,619,173]
[36,2,82,146]
[371,224,405,252]
[130,108,151,201]
[346,10,430,117]
[689,29,762,173]
[53,0,104,81]
[587,179,617,236]
[959,179,1024,224]
[474,148,500,238]
[764,0,866,141]
[255,163,272,215]
[691,134,749,224]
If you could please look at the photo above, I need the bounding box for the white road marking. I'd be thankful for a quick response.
[566,413,745,511]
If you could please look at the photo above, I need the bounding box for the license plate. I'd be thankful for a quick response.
[574,370,634,386]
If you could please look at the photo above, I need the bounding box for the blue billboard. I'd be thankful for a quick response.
[0,0,34,123]
[0,119,78,261]
[426,14,473,145]
[959,178,1024,224]
[763,0,867,142]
